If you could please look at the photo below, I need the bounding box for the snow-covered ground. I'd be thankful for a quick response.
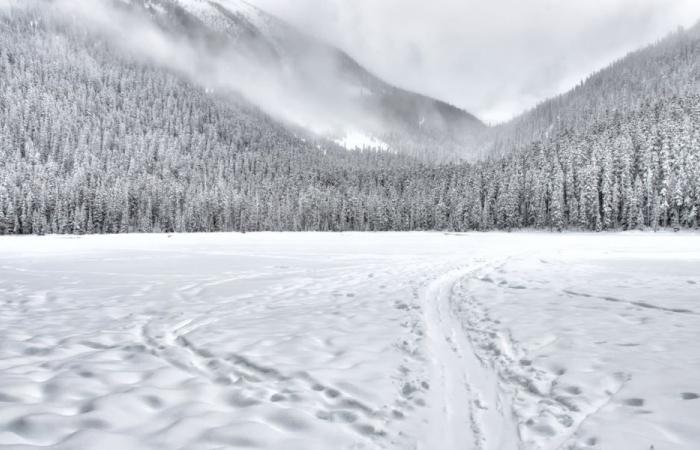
[334,130,390,152]
[0,232,698,450]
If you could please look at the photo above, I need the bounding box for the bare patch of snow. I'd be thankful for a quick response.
[334,130,389,152]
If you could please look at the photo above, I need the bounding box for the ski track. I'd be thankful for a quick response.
[418,261,518,450]
[1,233,699,449]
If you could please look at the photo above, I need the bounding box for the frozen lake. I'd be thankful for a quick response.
[1,233,699,449]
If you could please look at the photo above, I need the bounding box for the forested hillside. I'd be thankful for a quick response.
[487,22,700,155]
[0,5,698,234]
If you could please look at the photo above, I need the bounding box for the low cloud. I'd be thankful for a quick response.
[255,0,700,123]
[32,0,380,137]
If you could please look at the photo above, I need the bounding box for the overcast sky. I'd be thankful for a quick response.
[252,0,700,124]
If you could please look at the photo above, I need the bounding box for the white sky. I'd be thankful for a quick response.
[252,0,700,124]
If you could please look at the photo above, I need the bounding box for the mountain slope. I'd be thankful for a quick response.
[484,21,700,155]
[126,0,486,161]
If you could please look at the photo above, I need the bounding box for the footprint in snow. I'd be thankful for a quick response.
[622,398,645,407]
[563,385,582,395]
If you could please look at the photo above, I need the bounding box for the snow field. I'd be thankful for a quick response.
[0,232,698,449]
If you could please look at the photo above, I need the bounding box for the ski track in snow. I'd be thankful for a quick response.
[0,232,699,449]
[418,261,519,450]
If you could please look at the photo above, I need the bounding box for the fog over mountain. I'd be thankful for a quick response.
[256,0,700,123]
[39,0,484,161]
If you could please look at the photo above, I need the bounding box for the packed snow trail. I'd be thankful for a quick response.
[1,232,699,449]
[418,264,519,450]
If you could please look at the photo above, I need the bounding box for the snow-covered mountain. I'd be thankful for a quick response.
[120,0,486,161]
[483,21,700,156]
[1,1,699,235]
